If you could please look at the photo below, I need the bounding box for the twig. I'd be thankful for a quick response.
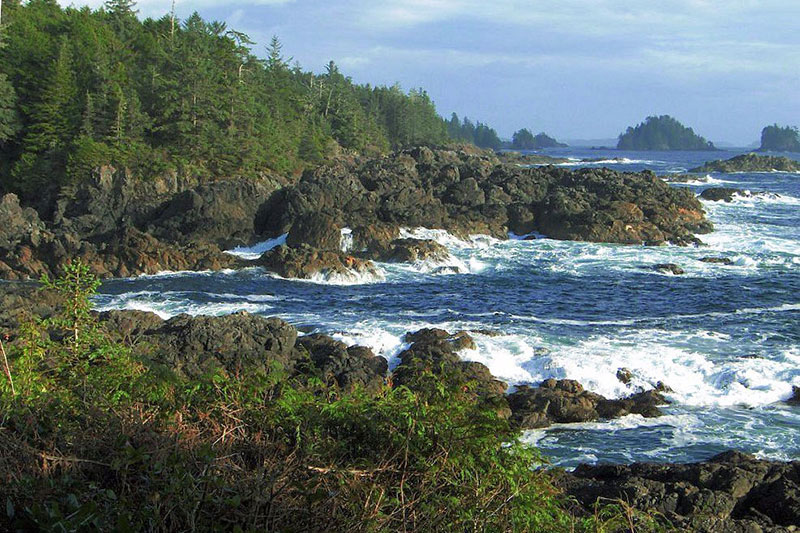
[0,337,15,395]
[39,452,111,468]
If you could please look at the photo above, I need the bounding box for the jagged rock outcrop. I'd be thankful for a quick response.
[507,379,668,429]
[296,333,388,393]
[691,153,800,173]
[255,244,380,281]
[258,148,712,249]
[2,148,714,280]
[560,451,800,532]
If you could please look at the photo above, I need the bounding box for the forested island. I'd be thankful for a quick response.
[617,115,716,151]
[758,124,800,152]
[511,128,567,150]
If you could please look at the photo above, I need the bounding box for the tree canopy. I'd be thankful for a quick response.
[511,128,566,150]
[759,124,800,152]
[446,113,502,150]
[0,0,455,197]
[617,115,715,151]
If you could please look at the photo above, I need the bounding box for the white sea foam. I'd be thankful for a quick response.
[225,234,287,259]
[340,227,354,252]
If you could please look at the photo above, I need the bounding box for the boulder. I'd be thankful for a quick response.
[648,263,685,275]
[126,311,299,379]
[255,244,380,281]
[286,213,342,251]
[374,238,450,263]
[296,333,387,393]
[559,450,800,532]
[700,256,734,265]
[788,386,800,406]
[392,328,507,409]
[507,379,669,429]
[700,187,746,202]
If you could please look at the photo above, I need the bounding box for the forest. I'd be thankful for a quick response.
[759,124,800,152]
[0,0,457,199]
[617,115,716,151]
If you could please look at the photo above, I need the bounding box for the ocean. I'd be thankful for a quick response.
[94,148,800,468]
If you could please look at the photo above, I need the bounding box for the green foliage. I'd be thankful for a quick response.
[447,112,502,149]
[617,115,716,151]
[512,128,566,150]
[0,3,466,198]
[759,124,800,152]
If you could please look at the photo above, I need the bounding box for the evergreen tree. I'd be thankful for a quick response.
[759,124,800,152]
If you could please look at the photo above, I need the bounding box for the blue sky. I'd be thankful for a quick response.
[59,0,800,145]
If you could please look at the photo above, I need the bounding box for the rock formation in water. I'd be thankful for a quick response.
[691,153,800,173]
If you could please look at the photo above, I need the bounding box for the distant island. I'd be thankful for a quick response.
[617,115,716,151]
[690,153,800,173]
[758,124,800,152]
[511,128,567,150]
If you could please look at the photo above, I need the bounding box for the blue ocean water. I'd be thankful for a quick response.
[95,149,800,467]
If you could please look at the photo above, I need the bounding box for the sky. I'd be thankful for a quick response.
[57,0,800,145]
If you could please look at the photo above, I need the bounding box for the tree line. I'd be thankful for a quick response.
[0,0,454,198]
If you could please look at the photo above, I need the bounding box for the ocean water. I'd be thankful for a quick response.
[94,149,800,467]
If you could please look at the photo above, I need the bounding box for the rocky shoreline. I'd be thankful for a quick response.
[2,282,797,532]
[2,147,713,281]
[690,153,800,173]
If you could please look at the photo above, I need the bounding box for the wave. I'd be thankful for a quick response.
[226,234,287,259]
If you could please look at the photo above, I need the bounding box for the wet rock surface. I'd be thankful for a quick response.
[560,450,800,532]
[254,244,380,281]
[690,153,800,173]
[507,379,668,429]
[1,148,713,280]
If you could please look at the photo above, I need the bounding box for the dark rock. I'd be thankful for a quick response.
[286,213,342,251]
[113,311,299,379]
[691,153,800,173]
[393,328,507,410]
[700,256,734,265]
[296,333,387,393]
[559,451,800,532]
[254,244,380,281]
[146,179,278,248]
[372,238,450,263]
[701,187,746,202]
[616,368,634,384]
[788,386,800,406]
[507,379,669,429]
[646,263,685,275]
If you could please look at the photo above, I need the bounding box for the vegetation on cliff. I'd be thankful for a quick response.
[0,0,452,199]
[758,124,800,152]
[617,115,716,151]
[511,128,567,150]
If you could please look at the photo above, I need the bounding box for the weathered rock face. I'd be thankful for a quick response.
[255,244,380,281]
[258,149,712,250]
[507,379,668,429]
[560,451,800,533]
[370,238,451,263]
[700,187,747,202]
[392,328,508,413]
[690,153,800,173]
[296,333,388,393]
[1,164,278,280]
[107,311,299,379]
